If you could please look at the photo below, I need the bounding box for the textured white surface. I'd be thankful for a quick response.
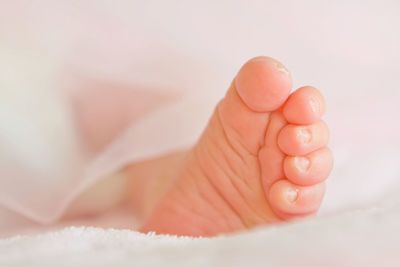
[1,193,400,267]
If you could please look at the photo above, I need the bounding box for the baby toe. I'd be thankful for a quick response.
[283,147,333,186]
[283,86,326,125]
[268,179,325,217]
[278,120,329,156]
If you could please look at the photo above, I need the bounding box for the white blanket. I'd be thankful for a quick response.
[1,193,399,267]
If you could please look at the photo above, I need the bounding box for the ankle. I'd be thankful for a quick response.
[125,151,188,220]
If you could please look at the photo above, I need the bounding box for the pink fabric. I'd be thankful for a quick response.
[0,2,182,228]
[0,1,215,235]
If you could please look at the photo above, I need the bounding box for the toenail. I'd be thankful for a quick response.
[309,95,320,114]
[294,157,310,172]
[297,127,312,143]
[273,62,290,75]
[286,187,299,203]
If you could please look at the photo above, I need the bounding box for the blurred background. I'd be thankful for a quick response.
[1,0,399,237]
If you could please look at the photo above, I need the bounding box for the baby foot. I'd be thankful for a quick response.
[140,57,333,237]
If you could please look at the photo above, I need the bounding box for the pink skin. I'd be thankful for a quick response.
[138,56,333,237]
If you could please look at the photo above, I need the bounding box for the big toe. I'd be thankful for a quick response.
[235,56,293,112]
[219,57,293,154]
